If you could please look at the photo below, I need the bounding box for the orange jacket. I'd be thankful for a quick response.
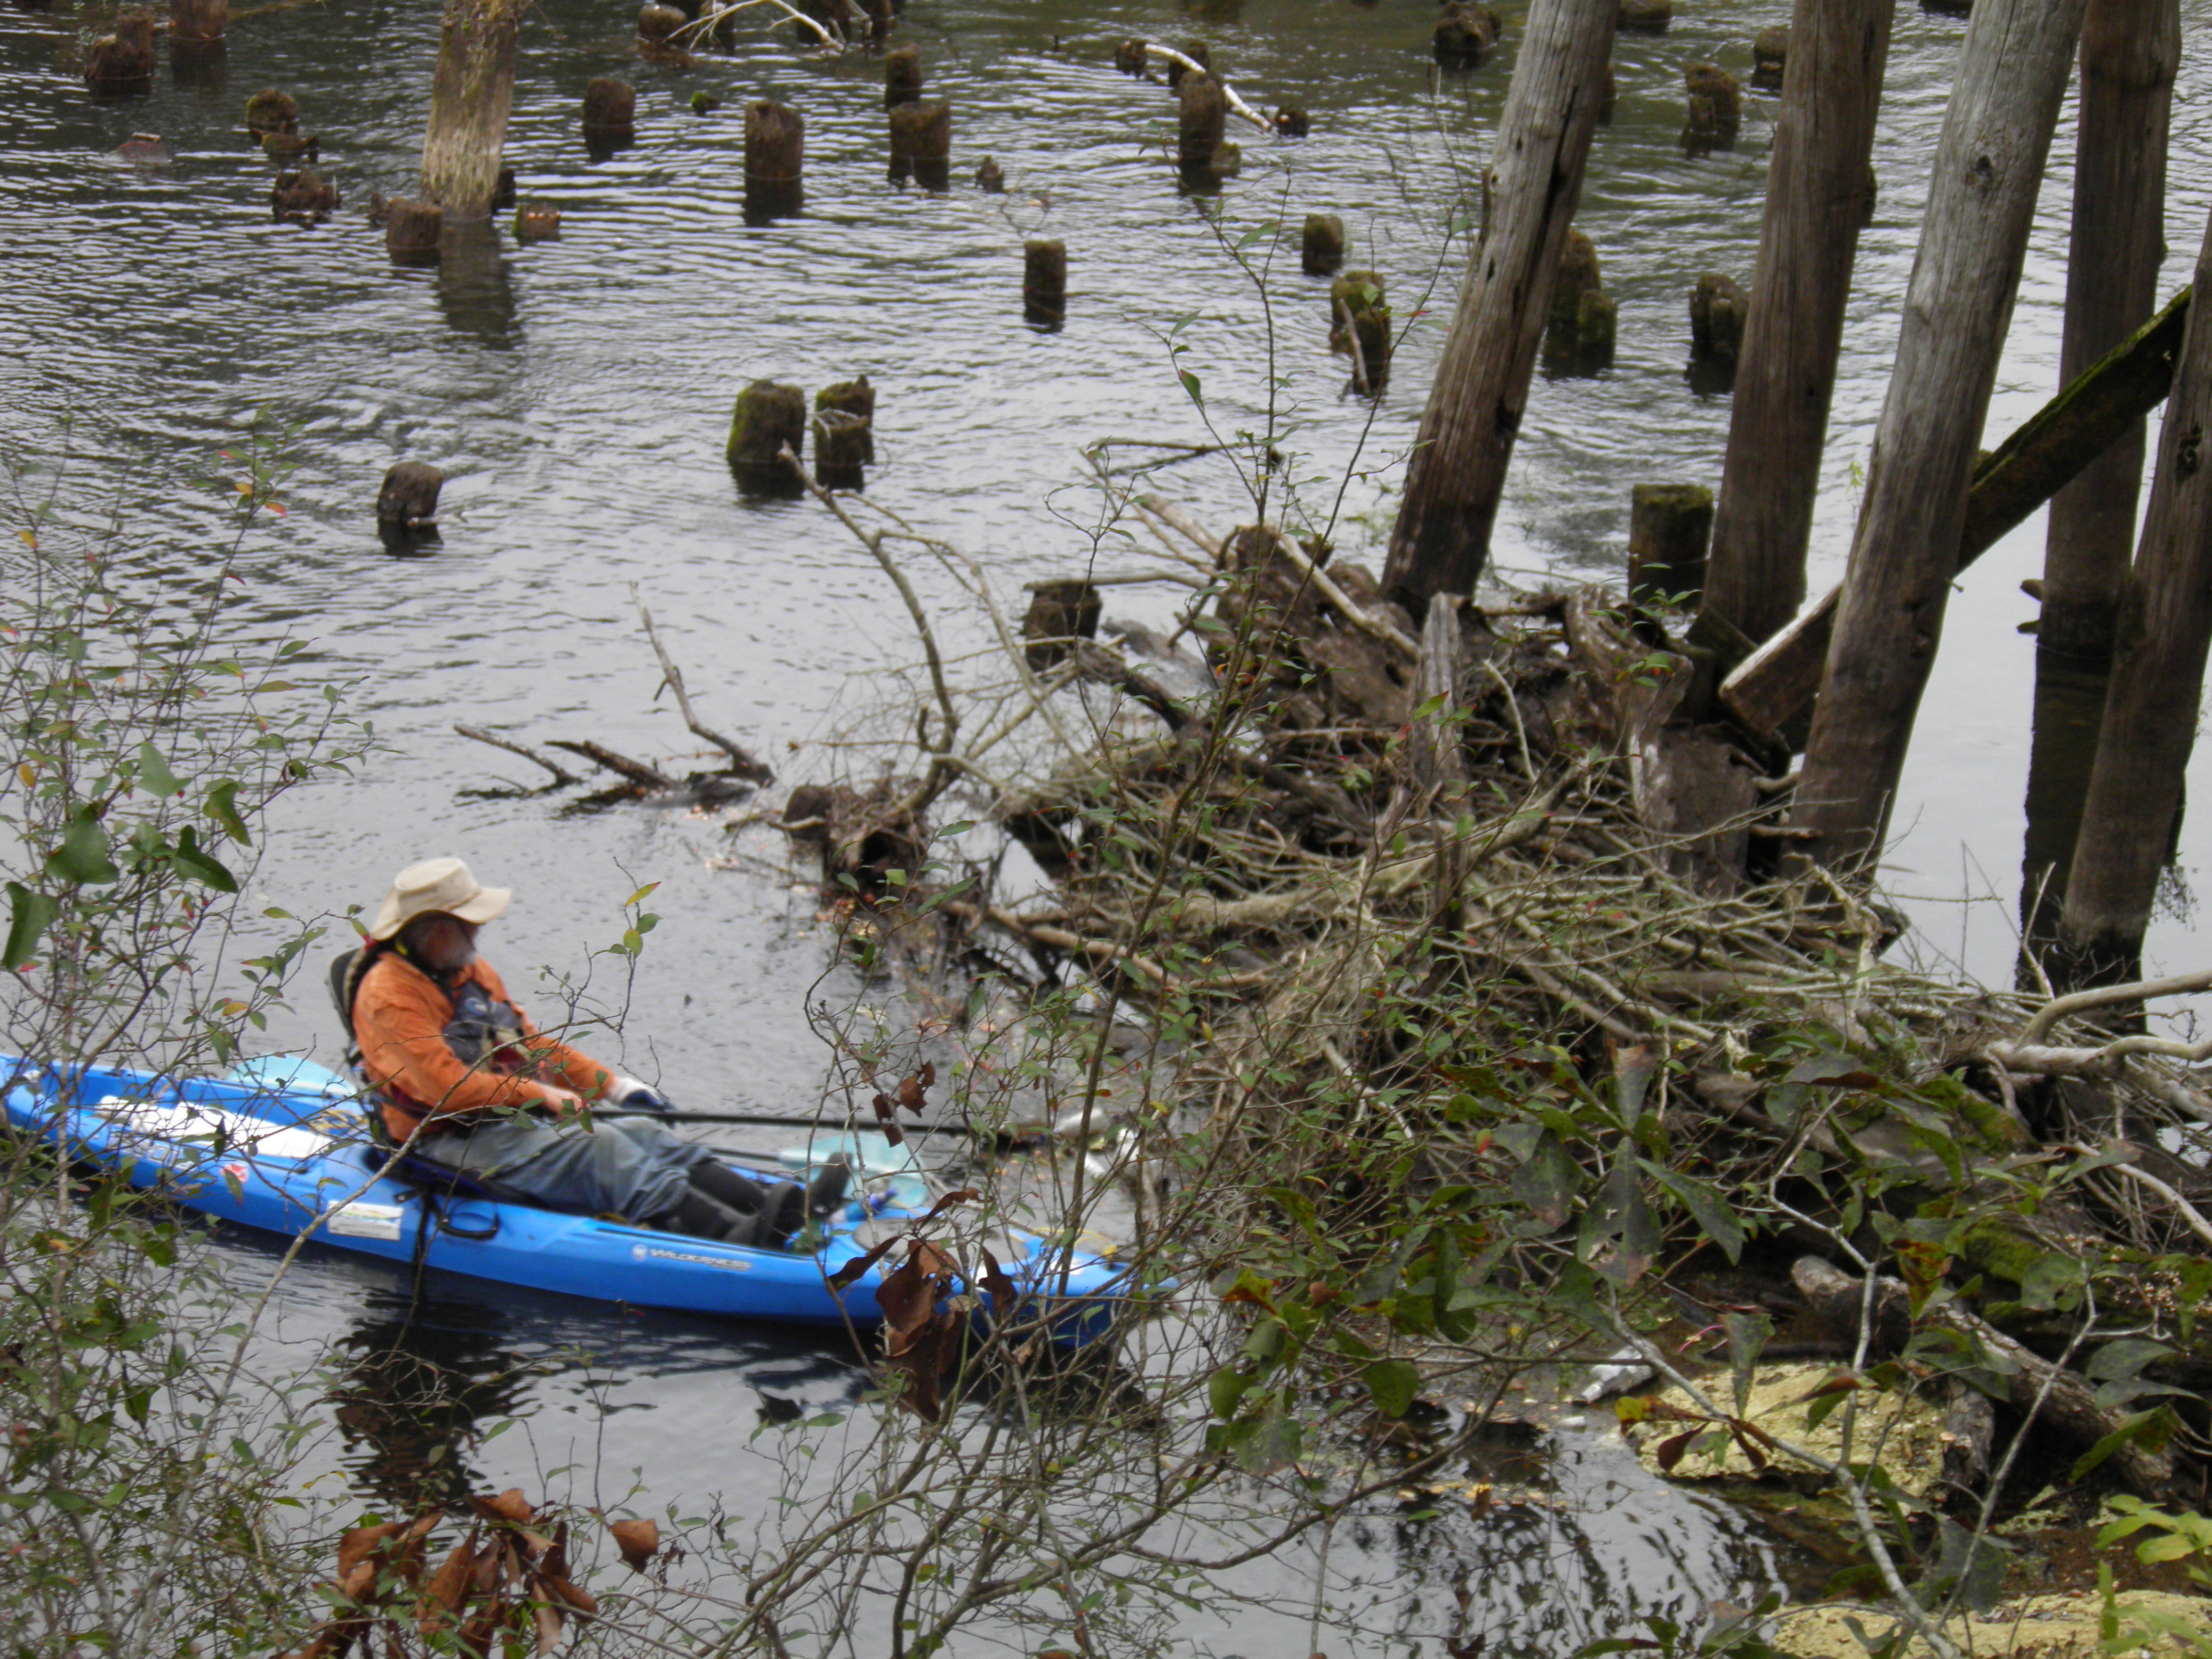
[353,950,619,1140]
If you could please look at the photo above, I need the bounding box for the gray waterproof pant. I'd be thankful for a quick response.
[419,1111,715,1222]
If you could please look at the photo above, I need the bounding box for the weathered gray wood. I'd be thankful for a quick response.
[1788,0,2092,870]
[1409,595,1469,792]
[1701,0,1894,650]
[1719,288,2192,740]
[420,0,529,217]
[1381,0,1617,610]
[2058,206,2212,987]
[2038,0,2180,663]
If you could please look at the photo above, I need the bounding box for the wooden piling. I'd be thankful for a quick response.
[744,100,804,221]
[85,12,155,93]
[1544,230,1616,374]
[2018,646,2110,977]
[170,0,226,46]
[420,0,529,218]
[727,381,807,476]
[1382,0,1618,610]
[1629,484,1715,610]
[1752,24,1788,90]
[1274,105,1310,137]
[2038,0,2180,663]
[384,199,444,265]
[1177,73,1228,178]
[1701,0,1895,649]
[1330,271,1391,392]
[377,463,444,528]
[1024,239,1067,324]
[2056,204,2212,986]
[1792,0,2093,872]
[1682,62,1742,154]
[888,99,950,190]
[1597,60,1616,124]
[812,380,874,489]
[885,44,923,107]
[1303,213,1345,276]
[1022,580,1102,671]
[1435,3,1503,66]
[1690,273,1750,361]
[582,78,636,144]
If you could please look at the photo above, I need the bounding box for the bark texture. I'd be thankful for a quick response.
[1701,0,1894,648]
[420,0,529,219]
[1380,0,1617,611]
[2038,0,2181,664]
[2057,205,2212,985]
[1792,0,2091,870]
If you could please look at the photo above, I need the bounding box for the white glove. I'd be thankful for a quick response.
[607,1075,672,1112]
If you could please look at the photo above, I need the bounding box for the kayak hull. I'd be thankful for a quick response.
[2,1059,1131,1340]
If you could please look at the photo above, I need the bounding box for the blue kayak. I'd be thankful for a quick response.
[1,1054,1133,1341]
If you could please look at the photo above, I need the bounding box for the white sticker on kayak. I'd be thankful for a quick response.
[324,1201,405,1241]
[630,1243,750,1271]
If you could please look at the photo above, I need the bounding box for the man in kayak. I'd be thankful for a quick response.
[345,856,841,1248]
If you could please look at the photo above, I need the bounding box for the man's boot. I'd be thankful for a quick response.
[654,1186,755,1245]
[759,1181,806,1249]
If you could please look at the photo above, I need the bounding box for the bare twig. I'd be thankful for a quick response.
[1138,44,1274,134]
[453,724,579,787]
[545,739,676,790]
[2063,1143,2212,1249]
[636,594,775,784]
[2012,966,2212,1047]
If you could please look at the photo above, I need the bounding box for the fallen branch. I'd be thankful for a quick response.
[546,740,677,790]
[1138,44,1274,134]
[453,724,579,787]
[636,594,775,784]
[2012,966,2212,1048]
[2062,1143,2212,1251]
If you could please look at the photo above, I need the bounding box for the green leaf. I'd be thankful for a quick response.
[1207,1364,1251,1420]
[1652,1166,1746,1264]
[2085,1337,2173,1382]
[48,806,119,884]
[137,741,183,798]
[2069,1409,2169,1482]
[1234,219,1279,251]
[171,825,238,892]
[1725,1309,1773,1418]
[204,779,251,843]
[1178,369,1204,409]
[4,882,58,970]
[1361,1358,1420,1419]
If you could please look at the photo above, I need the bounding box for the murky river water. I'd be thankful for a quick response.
[5,0,2211,1648]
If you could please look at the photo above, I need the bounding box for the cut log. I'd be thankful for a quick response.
[1701,0,1894,650]
[1718,288,2192,743]
[1382,0,1618,610]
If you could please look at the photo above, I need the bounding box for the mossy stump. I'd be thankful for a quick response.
[1434,3,1501,66]
[885,44,923,107]
[514,202,562,241]
[582,78,637,145]
[974,155,1004,192]
[270,167,337,222]
[243,88,297,138]
[1302,213,1344,276]
[1752,25,1789,91]
[1618,0,1670,31]
[812,378,875,488]
[1113,37,1148,75]
[727,381,807,478]
[1328,271,1390,389]
[1022,579,1102,671]
[1273,104,1309,137]
[1177,73,1227,177]
[170,0,226,46]
[1682,62,1742,155]
[1165,39,1211,90]
[384,199,443,267]
[1023,239,1067,324]
[85,12,156,93]
[637,3,686,45]
[1629,484,1715,611]
[1544,230,1615,375]
[1690,272,1750,362]
[377,463,444,529]
[888,99,950,190]
[744,100,804,221]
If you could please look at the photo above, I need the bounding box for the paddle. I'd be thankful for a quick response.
[601,1104,984,1138]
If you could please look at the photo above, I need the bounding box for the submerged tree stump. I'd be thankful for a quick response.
[1544,230,1616,373]
[1303,213,1345,276]
[1690,272,1750,361]
[885,44,923,107]
[1682,62,1742,154]
[1274,104,1310,137]
[1113,37,1147,75]
[244,88,298,137]
[513,201,561,240]
[727,381,807,477]
[974,155,1004,192]
[888,99,950,190]
[1178,73,1227,177]
[271,167,338,222]
[582,77,636,144]
[1329,271,1391,391]
[1752,24,1790,90]
[384,199,443,266]
[1618,0,1670,31]
[1024,239,1067,324]
[1629,484,1715,609]
[85,12,155,93]
[812,377,875,487]
[1435,3,1502,65]
[1022,580,1102,671]
[1166,40,1211,90]
[745,100,804,221]
[170,0,227,46]
[377,463,444,528]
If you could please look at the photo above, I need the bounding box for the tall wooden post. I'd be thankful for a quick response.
[420,0,530,219]
[1379,0,1616,612]
[2037,0,2180,664]
[1790,0,2089,872]
[2055,204,2212,988]
[1700,0,1894,649]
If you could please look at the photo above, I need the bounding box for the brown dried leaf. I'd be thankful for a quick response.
[921,1187,978,1223]
[870,1091,905,1146]
[978,1245,1022,1330]
[609,1516,660,1574]
[1654,1428,1703,1474]
[897,1063,936,1115]
[457,1598,507,1659]
[884,1308,962,1421]
[471,1488,535,1525]
[541,1573,597,1616]
[533,1600,565,1655]
[827,1233,900,1291]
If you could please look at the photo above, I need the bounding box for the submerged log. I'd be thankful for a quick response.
[812,377,874,487]
[244,89,298,137]
[1435,3,1502,65]
[973,155,1004,192]
[1689,273,1749,362]
[1681,61,1742,154]
[513,200,561,241]
[1165,39,1211,90]
[271,167,339,222]
[1618,0,1670,30]
[1628,484,1714,611]
[1719,288,2191,743]
[1329,271,1390,392]
[885,43,923,106]
[1702,0,1893,650]
[1792,0,2094,870]
[1177,73,1227,176]
[1751,24,1788,90]
[1384,0,1618,611]
[1544,229,1616,375]
[170,0,227,46]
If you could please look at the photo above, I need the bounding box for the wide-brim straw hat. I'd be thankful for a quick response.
[368,857,512,941]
